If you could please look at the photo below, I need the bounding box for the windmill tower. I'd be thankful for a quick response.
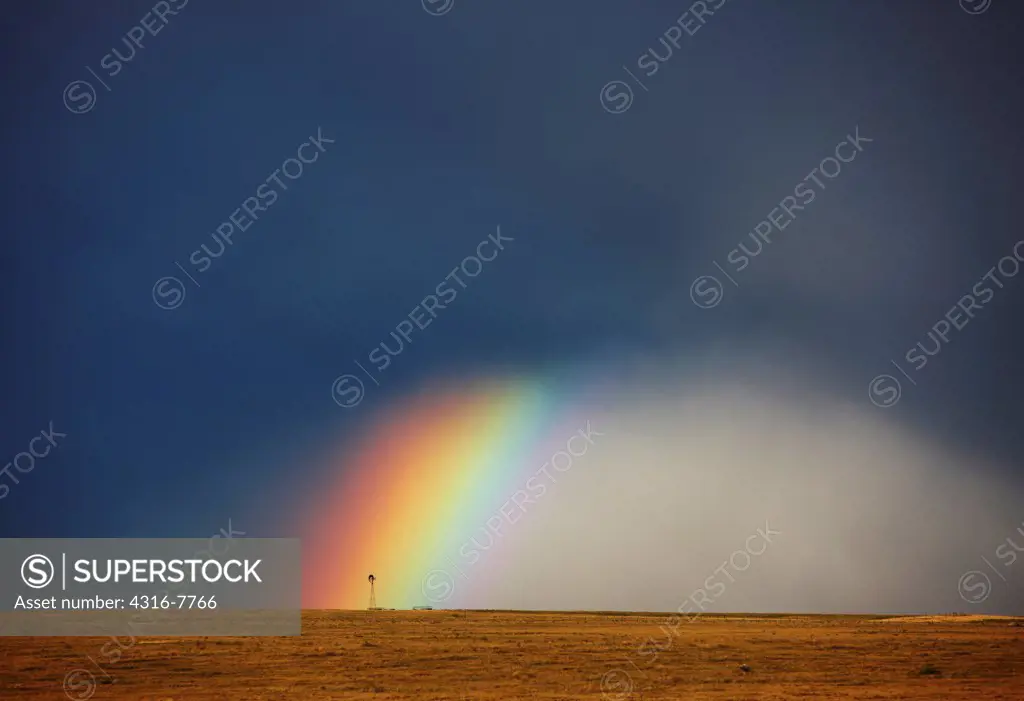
[368,574,377,610]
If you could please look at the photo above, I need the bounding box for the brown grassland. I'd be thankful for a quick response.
[2,611,1023,700]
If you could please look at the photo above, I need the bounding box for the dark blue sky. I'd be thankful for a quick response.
[2,0,1023,608]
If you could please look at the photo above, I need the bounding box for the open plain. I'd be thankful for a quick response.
[2,611,1023,700]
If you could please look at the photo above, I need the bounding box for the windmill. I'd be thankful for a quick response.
[368,574,377,610]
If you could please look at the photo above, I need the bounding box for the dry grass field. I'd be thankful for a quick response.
[2,611,1023,700]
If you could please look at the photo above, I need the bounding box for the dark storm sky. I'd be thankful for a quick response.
[2,0,1023,609]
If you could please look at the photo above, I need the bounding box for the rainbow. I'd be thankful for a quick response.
[299,375,596,609]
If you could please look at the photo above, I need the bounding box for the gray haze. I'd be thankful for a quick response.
[446,350,1023,614]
